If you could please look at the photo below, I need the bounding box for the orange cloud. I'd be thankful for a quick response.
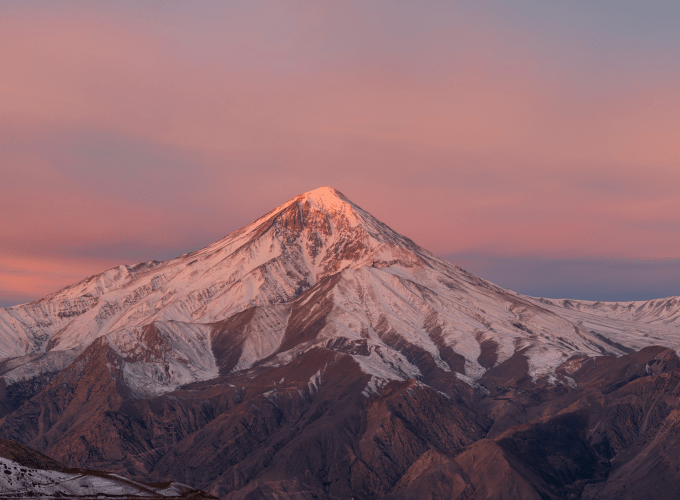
[0,253,121,305]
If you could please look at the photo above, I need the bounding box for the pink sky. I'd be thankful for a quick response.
[2,1,680,304]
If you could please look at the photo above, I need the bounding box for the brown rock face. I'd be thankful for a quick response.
[0,438,65,471]
[4,342,680,498]
[384,347,680,500]
[0,341,488,499]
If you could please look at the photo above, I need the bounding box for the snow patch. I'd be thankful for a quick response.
[0,456,195,498]
[106,321,218,397]
[308,368,322,394]
[353,345,420,397]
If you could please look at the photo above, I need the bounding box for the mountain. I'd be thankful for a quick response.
[1,186,680,499]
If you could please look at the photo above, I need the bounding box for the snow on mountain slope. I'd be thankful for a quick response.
[2,186,680,399]
[537,296,680,326]
[0,187,432,354]
[106,321,218,397]
[0,455,207,498]
[0,436,214,498]
[266,260,680,389]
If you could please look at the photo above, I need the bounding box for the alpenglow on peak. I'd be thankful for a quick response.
[285,186,353,214]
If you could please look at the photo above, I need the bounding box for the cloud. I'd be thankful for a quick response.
[447,253,680,302]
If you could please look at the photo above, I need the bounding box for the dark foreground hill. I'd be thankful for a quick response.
[0,438,215,499]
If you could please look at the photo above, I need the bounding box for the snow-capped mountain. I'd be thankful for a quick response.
[1,186,680,398]
[3,186,680,499]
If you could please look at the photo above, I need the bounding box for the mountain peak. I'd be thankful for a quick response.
[295,186,350,212]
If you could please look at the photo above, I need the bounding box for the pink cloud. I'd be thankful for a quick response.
[0,253,121,305]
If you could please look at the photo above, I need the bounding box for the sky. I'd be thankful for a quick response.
[1,1,680,306]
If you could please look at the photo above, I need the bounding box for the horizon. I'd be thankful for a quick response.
[2,1,679,306]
